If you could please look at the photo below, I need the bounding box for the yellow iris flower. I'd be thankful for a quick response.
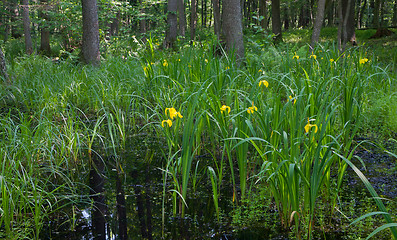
[310,52,317,60]
[163,59,168,67]
[161,119,172,127]
[330,58,335,63]
[259,80,269,88]
[247,102,258,114]
[304,118,318,133]
[293,52,299,60]
[220,105,231,114]
[165,107,183,120]
[359,58,368,64]
[289,95,296,104]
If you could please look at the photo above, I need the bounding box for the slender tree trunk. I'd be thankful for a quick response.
[81,0,101,65]
[393,0,397,26]
[311,0,327,48]
[165,0,178,48]
[326,0,334,26]
[222,0,245,64]
[140,6,147,42]
[338,0,355,52]
[110,11,120,36]
[177,0,186,36]
[21,0,33,54]
[212,0,221,38]
[259,0,267,30]
[0,48,9,82]
[283,6,289,30]
[271,0,282,42]
[373,0,380,28]
[358,0,367,28]
[39,0,51,55]
[190,0,197,39]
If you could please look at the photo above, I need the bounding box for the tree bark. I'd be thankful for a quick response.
[39,0,51,55]
[177,0,186,36]
[212,0,221,38]
[222,0,245,64]
[21,0,33,55]
[81,0,101,65]
[311,0,327,48]
[393,0,397,26]
[357,0,367,28]
[165,0,178,48]
[190,0,197,39]
[271,0,282,42]
[338,0,356,52]
[259,0,268,30]
[0,48,9,82]
[373,0,380,28]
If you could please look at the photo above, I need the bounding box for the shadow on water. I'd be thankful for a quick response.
[41,135,396,239]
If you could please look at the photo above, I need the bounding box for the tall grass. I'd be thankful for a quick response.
[1,36,395,239]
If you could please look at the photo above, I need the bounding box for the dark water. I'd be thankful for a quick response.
[40,136,396,240]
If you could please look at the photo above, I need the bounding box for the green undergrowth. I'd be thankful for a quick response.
[1,30,397,239]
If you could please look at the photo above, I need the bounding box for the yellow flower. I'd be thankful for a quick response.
[205,59,208,63]
[310,52,317,60]
[165,107,183,120]
[258,69,262,73]
[225,66,230,70]
[220,105,231,114]
[163,59,168,67]
[177,59,181,62]
[304,118,318,133]
[359,58,368,64]
[289,95,296,104]
[330,58,335,63]
[247,102,258,114]
[161,119,172,127]
[259,80,269,88]
[293,52,299,60]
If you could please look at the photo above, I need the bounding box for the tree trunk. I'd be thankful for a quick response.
[39,0,51,55]
[165,0,178,48]
[311,0,327,48]
[0,48,9,82]
[212,0,221,38]
[259,0,268,30]
[338,0,356,52]
[393,0,397,26]
[110,11,120,36]
[21,0,33,55]
[325,0,334,26]
[190,0,197,39]
[373,0,381,28]
[140,6,147,42]
[81,0,101,65]
[358,0,367,28]
[222,0,245,64]
[271,0,282,42]
[177,0,186,36]
[283,6,289,30]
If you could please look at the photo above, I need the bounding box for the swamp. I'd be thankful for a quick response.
[1,0,397,239]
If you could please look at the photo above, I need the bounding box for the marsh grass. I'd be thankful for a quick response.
[1,32,396,239]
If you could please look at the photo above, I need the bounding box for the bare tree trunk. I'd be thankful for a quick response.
[338,0,356,52]
[212,0,221,38]
[110,11,120,36]
[311,0,327,48]
[177,0,186,36]
[140,6,147,42]
[0,48,9,82]
[39,0,51,55]
[259,0,267,30]
[165,0,178,48]
[21,0,33,54]
[373,0,380,28]
[190,0,197,39]
[222,0,245,64]
[357,0,367,28]
[81,0,101,65]
[272,0,282,42]
[393,0,397,26]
